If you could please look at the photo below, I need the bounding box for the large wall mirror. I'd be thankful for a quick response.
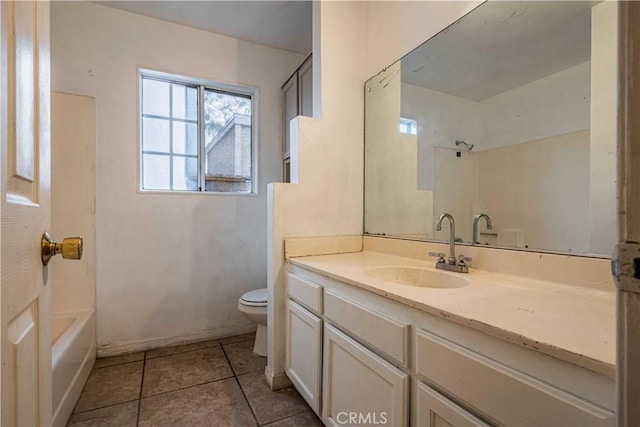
[364,1,616,257]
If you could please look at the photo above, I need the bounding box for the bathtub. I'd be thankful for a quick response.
[51,310,96,427]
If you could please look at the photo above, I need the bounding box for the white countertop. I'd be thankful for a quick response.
[288,250,615,378]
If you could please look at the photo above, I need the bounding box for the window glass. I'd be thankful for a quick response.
[172,84,198,121]
[143,154,170,190]
[172,121,198,155]
[204,89,252,193]
[172,156,198,191]
[142,79,170,117]
[143,117,170,152]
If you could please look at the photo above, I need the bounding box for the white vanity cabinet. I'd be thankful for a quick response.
[285,264,615,427]
[323,324,409,427]
[416,382,489,427]
[286,300,322,414]
[415,329,614,427]
[285,271,411,424]
[285,273,323,415]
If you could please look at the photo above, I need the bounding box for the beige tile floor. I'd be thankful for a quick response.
[68,333,323,427]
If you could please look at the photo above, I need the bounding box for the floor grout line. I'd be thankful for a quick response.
[145,343,222,360]
[71,398,140,415]
[135,352,147,427]
[92,359,145,370]
[137,375,237,400]
[220,344,260,426]
[259,408,313,426]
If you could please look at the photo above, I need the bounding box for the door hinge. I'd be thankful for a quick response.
[612,243,640,293]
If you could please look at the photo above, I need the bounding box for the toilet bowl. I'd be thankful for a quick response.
[238,288,268,357]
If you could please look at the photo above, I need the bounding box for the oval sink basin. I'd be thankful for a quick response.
[365,266,469,289]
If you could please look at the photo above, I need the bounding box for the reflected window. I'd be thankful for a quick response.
[399,117,417,135]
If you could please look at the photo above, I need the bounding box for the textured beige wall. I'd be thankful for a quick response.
[51,92,96,314]
[589,1,618,256]
[267,0,367,387]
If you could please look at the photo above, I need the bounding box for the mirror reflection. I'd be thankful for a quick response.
[364,1,616,256]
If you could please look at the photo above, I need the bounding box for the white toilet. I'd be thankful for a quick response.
[237,288,268,357]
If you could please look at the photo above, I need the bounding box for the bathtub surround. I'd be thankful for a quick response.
[50,2,304,356]
[266,0,480,389]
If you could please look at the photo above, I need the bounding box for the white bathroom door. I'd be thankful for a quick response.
[0,1,53,425]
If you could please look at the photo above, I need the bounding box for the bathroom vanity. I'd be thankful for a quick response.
[278,2,618,424]
[284,239,615,426]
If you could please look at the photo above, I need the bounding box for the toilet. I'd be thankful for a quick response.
[237,288,268,357]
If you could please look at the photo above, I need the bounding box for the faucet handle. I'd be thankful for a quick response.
[458,255,472,266]
[428,252,446,263]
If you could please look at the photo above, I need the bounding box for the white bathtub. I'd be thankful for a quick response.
[51,310,96,427]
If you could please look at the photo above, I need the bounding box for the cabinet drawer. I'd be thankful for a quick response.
[325,290,408,367]
[286,273,323,314]
[416,382,489,427]
[416,329,614,426]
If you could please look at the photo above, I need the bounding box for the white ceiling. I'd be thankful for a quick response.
[93,1,312,54]
[401,1,595,101]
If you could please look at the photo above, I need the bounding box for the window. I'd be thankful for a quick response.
[140,70,256,193]
[399,117,417,135]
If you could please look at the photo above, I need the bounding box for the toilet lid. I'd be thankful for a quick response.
[240,288,268,305]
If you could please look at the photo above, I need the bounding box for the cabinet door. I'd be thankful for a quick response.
[416,382,489,427]
[282,75,298,159]
[286,300,322,415]
[298,55,313,117]
[323,324,408,427]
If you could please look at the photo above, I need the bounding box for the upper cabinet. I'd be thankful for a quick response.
[298,56,313,117]
[282,54,313,182]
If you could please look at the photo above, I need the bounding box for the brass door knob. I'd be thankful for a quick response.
[41,232,83,266]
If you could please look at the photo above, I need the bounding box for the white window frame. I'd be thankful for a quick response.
[138,68,259,195]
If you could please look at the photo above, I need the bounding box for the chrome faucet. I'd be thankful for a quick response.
[433,213,469,273]
[472,213,493,246]
[435,213,457,264]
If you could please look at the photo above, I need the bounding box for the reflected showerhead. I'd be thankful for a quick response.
[455,140,474,151]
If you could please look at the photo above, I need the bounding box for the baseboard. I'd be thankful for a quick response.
[97,324,256,357]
